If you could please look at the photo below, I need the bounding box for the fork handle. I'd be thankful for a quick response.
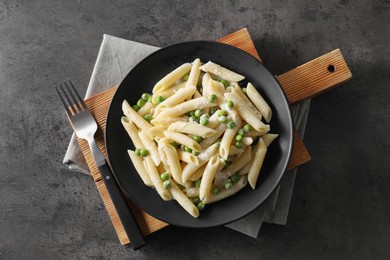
[98,163,146,249]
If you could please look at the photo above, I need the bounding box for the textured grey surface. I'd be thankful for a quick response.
[0,0,389,259]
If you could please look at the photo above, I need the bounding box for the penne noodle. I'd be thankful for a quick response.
[200,123,226,149]
[242,137,253,146]
[143,157,172,201]
[219,110,241,160]
[127,150,153,187]
[200,61,245,82]
[188,164,207,181]
[158,97,216,117]
[162,143,183,185]
[262,133,279,147]
[170,181,199,218]
[139,130,161,166]
[178,150,200,166]
[238,161,252,175]
[199,154,220,201]
[138,101,154,117]
[246,82,272,123]
[221,146,252,177]
[121,116,144,148]
[224,92,268,133]
[168,121,216,138]
[152,82,187,103]
[203,176,247,204]
[185,58,202,88]
[185,187,200,198]
[232,83,262,118]
[228,145,244,155]
[150,116,187,127]
[155,85,196,114]
[122,100,153,139]
[248,138,267,189]
[164,131,201,152]
[153,63,192,93]
[182,143,218,183]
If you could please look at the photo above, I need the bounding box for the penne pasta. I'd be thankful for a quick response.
[143,157,172,201]
[122,100,153,139]
[246,82,272,123]
[262,133,279,147]
[127,150,153,187]
[158,97,216,117]
[153,63,192,93]
[200,61,245,82]
[170,181,199,218]
[121,59,278,218]
[164,131,201,152]
[248,138,267,189]
[199,154,220,201]
[168,121,216,138]
[178,150,200,166]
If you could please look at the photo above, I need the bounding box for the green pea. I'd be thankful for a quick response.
[227,100,234,109]
[140,149,149,157]
[137,99,146,107]
[189,116,198,122]
[243,124,251,133]
[225,181,233,190]
[193,151,200,156]
[230,173,241,183]
[135,148,141,156]
[220,79,229,87]
[235,134,243,142]
[193,135,203,143]
[160,172,170,181]
[192,198,201,205]
[209,107,217,115]
[184,146,192,153]
[157,96,165,104]
[194,179,201,188]
[200,117,209,126]
[194,109,202,118]
[189,111,195,117]
[235,141,242,148]
[218,116,227,123]
[242,87,247,94]
[216,139,222,147]
[182,73,190,81]
[132,105,140,112]
[219,110,228,116]
[143,114,152,122]
[208,94,217,103]
[141,93,150,101]
[197,201,205,211]
[212,187,220,194]
[148,95,153,103]
[227,121,236,129]
[238,129,245,136]
[163,180,171,189]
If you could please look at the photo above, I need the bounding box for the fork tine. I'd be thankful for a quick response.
[67,80,87,109]
[58,82,75,114]
[54,84,72,116]
[63,81,83,112]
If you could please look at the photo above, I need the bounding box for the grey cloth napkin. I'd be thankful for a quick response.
[63,34,310,238]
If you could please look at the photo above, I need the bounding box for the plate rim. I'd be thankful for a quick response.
[105,40,294,228]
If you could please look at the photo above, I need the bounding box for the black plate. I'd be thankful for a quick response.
[105,41,293,228]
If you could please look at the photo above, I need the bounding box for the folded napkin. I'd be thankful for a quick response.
[63,34,310,238]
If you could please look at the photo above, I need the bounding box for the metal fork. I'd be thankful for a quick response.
[55,80,146,249]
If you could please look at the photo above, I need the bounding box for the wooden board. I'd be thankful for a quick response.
[75,28,352,245]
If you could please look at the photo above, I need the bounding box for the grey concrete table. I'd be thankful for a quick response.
[1,0,389,259]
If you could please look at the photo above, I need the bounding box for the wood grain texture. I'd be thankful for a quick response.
[277,49,352,104]
[74,28,351,245]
